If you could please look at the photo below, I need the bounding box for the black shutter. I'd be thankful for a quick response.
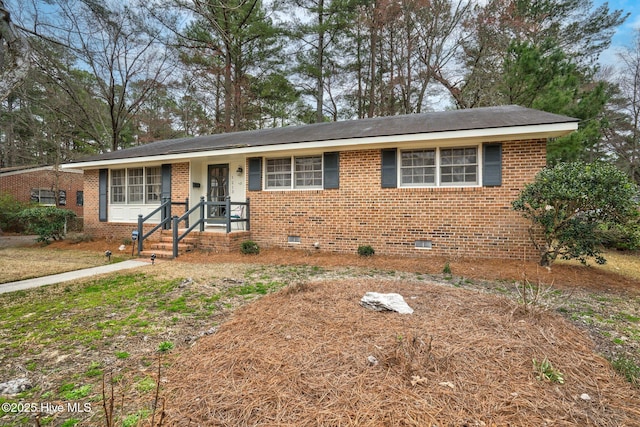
[248,157,262,191]
[161,164,172,201]
[381,149,397,188]
[161,164,172,229]
[323,152,339,189]
[483,144,502,186]
[99,169,108,222]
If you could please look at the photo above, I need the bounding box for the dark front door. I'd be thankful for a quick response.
[208,164,229,219]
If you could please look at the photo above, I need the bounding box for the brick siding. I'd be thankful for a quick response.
[83,163,191,241]
[81,140,546,260]
[247,139,546,261]
[0,168,84,218]
[170,162,190,218]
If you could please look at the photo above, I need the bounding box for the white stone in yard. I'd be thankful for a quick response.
[360,292,414,314]
[0,378,32,395]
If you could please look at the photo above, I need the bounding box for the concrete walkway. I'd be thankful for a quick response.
[0,260,150,294]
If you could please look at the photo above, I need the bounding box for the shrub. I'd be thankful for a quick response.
[357,245,375,257]
[596,213,640,251]
[442,262,452,275]
[512,162,639,266]
[240,240,260,255]
[0,192,28,233]
[17,206,76,243]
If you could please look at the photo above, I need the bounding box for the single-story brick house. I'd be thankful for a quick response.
[0,165,84,218]
[63,105,578,260]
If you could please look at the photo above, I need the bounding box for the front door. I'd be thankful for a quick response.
[207,164,229,219]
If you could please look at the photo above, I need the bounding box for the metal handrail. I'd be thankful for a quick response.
[137,197,189,254]
[172,196,250,258]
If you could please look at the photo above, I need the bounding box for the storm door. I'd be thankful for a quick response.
[207,164,229,219]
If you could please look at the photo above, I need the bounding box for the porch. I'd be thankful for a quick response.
[136,196,250,258]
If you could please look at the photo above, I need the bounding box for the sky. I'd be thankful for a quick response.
[594,0,640,66]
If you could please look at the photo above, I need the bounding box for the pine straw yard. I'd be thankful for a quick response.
[161,277,640,426]
[3,237,640,426]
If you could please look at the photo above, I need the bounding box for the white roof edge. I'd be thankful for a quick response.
[62,122,578,170]
[1,165,84,176]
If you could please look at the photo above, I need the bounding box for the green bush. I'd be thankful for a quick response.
[357,245,375,257]
[17,206,76,243]
[597,213,640,251]
[0,192,28,233]
[443,262,452,275]
[512,162,639,266]
[240,240,260,255]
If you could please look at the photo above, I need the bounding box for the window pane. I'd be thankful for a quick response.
[400,150,435,185]
[40,190,56,205]
[146,166,161,204]
[440,147,478,185]
[128,168,144,203]
[295,156,322,188]
[111,169,125,203]
[266,158,292,189]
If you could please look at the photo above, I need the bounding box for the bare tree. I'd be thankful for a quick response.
[13,0,175,152]
[0,0,30,101]
[604,31,640,184]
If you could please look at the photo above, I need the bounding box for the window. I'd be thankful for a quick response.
[398,146,478,187]
[440,147,477,185]
[76,191,84,207]
[266,158,292,189]
[111,169,125,203]
[266,155,323,189]
[415,240,433,249]
[146,166,161,203]
[128,168,144,203]
[295,156,322,188]
[401,150,436,186]
[30,189,56,205]
[111,167,161,204]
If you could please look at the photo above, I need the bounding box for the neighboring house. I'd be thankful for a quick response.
[0,165,84,218]
[62,105,578,260]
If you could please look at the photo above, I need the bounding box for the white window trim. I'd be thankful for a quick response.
[110,167,162,205]
[399,145,482,188]
[264,155,324,191]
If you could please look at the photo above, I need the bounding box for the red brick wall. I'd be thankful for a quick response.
[0,168,84,217]
[170,162,190,218]
[84,169,100,233]
[80,141,546,260]
[83,163,191,242]
[247,139,546,260]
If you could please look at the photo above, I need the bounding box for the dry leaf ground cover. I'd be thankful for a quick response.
[0,236,639,426]
[164,279,639,426]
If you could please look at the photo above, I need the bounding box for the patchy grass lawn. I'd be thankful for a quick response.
[0,261,321,426]
[0,247,125,284]
[0,243,638,426]
[592,250,640,281]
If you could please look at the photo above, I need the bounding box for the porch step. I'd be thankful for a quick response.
[139,249,174,260]
[157,234,199,246]
[144,241,195,252]
[140,237,196,259]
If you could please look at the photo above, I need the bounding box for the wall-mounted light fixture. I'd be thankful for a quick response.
[236,166,244,176]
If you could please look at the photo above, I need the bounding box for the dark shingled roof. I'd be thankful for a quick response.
[69,105,578,164]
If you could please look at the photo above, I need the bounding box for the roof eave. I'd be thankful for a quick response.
[62,122,578,170]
